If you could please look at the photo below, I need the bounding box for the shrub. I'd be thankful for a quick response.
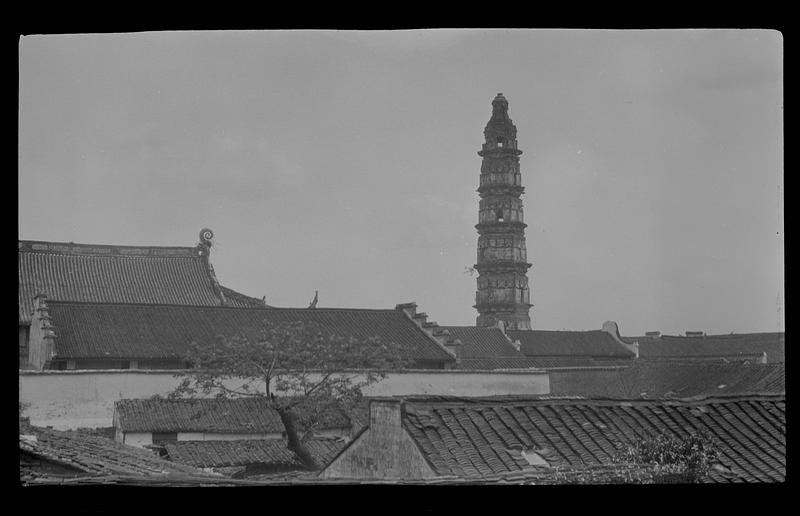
[613,431,720,483]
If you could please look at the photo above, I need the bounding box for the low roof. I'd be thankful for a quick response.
[398,394,785,482]
[458,357,636,370]
[20,463,689,485]
[440,326,522,358]
[553,362,786,398]
[442,327,635,370]
[114,398,351,434]
[18,238,264,324]
[164,438,345,469]
[506,330,636,358]
[629,333,785,363]
[455,357,544,370]
[43,301,455,363]
[19,421,209,478]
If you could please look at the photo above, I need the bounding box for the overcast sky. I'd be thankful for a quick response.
[18,29,783,336]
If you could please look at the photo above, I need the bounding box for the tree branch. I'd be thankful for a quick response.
[300,371,335,399]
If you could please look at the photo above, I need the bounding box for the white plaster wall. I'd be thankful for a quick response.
[122,431,330,448]
[322,401,435,479]
[178,432,203,441]
[315,428,350,439]
[123,432,153,447]
[122,432,281,448]
[19,370,186,429]
[19,369,549,429]
[361,371,549,397]
[180,432,282,441]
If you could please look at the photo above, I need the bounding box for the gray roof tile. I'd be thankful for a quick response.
[18,239,264,324]
[43,301,455,363]
[163,438,345,469]
[114,398,351,434]
[19,421,209,478]
[398,394,785,482]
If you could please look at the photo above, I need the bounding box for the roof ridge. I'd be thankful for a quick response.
[508,329,606,334]
[218,285,269,307]
[19,239,199,257]
[439,325,504,330]
[41,299,400,312]
[399,392,785,405]
[626,332,785,338]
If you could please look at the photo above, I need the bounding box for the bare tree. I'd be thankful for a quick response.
[169,320,409,470]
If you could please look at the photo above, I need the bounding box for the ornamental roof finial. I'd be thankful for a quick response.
[199,228,214,247]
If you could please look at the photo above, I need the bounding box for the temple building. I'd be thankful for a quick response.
[474,93,533,330]
[18,229,266,369]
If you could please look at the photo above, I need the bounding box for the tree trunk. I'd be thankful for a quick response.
[274,403,320,470]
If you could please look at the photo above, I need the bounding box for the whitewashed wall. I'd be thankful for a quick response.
[122,432,153,447]
[120,432,283,448]
[19,369,549,429]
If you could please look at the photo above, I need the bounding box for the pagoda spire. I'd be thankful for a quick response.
[473,93,532,330]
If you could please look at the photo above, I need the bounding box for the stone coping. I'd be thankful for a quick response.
[20,368,548,376]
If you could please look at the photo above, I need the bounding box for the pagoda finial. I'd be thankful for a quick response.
[482,93,518,150]
[492,93,509,112]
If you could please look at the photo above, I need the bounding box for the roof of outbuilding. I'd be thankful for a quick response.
[530,357,634,368]
[634,362,784,397]
[18,239,264,324]
[163,438,346,469]
[457,356,634,370]
[455,357,544,370]
[552,362,786,398]
[398,393,785,483]
[19,421,210,478]
[20,463,690,485]
[629,333,785,363]
[506,330,636,358]
[440,326,522,358]
[43,301,455,363]
[114,398,351,434]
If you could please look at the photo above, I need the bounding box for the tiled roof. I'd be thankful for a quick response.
[400,394,785,482]
[457,356,633,370]
[163,438,345,469]
[440,326,522,358]
[20,463,686,485]
[18,239,263,324]
[219,285,271,308]
[507,330,636,358]
[557,362,786,398]
[442,327,636,370]
[456,357,543,370]
[19,421,209,478]
[440,326,539,370]
[44,301,455,363]
[531,357,633,368]
[629,333,785,363]
[114,398,350,434]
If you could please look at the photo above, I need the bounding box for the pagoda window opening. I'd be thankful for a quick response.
[496,136,504,148]
[496,209,504,222]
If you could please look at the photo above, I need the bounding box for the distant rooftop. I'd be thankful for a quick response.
[41,300,455,365]
[626,332,785,363]
[507,329,636,358]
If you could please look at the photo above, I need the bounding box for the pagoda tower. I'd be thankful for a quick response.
[474,93,532,330]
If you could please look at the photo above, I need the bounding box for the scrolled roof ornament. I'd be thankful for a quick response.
[199,228,214,246]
